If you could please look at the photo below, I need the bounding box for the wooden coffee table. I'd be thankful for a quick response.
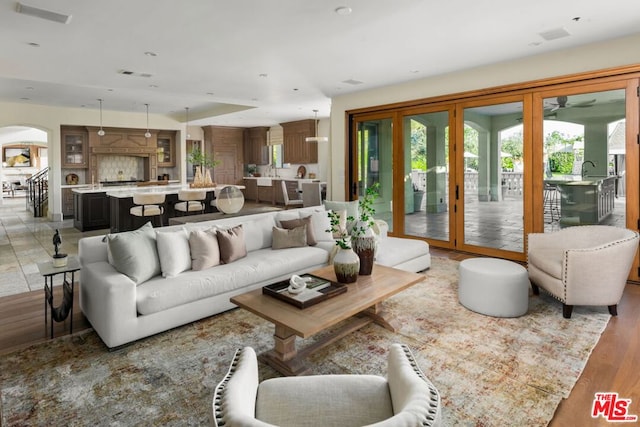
[230,264,423,376]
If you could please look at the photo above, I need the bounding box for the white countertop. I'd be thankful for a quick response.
[71,183,245,198]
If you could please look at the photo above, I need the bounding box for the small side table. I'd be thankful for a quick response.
[37,255,81,339]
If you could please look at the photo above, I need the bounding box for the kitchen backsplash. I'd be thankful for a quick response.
[98,155,144,181]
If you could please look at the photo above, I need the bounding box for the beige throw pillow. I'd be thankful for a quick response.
[189,227,220,270]
[272,225,308,249]
[216,224,247,264]
[279,216,316,246]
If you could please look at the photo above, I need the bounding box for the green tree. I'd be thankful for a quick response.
[410,120,427,170]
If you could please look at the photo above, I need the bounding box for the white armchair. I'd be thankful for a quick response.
[527,225,639,318]
[212,344,442,427]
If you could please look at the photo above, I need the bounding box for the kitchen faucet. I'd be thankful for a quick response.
[581,160,596,178]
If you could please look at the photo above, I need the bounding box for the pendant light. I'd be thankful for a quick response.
[97,98,105,136]
[305,109,328,143]
[144,103,151,138]
[185,107,191,139]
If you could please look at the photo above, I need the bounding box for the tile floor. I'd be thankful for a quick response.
[0,196,105,298]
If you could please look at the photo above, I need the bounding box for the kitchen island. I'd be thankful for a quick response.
[548,176,618,227]
[72,183,243,232]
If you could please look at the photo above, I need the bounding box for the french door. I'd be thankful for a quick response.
[349,76,640,279]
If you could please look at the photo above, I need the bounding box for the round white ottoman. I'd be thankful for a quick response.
[458,258,529,317]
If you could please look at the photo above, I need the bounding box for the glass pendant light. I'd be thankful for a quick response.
[305,109,328,142]
[97,99,105,136]
[144,103,151,138]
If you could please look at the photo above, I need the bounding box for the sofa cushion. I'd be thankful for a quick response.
[280,216,316,245]
[272,225,307,249]
[306,210,334,242]
[217,224,247,264]
[375,237,429,268]
[136,246,329,315]
[189,227,221,271]
[156,228,191,278]
[107,221,160,284]
[242,215,276,252]
[323,200,359,219]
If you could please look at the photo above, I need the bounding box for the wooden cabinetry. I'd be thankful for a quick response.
[61,126,88,168]
[243,178,258,202]
[244,127,269,165]
[73,191,110,231]
[62,188,74,218]
[157,133,175,167]
[281,120,317,164]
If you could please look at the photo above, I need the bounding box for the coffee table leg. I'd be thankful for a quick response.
[260,324,311,376]
[361,303,400,332]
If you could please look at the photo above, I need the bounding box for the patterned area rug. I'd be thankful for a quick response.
[0,258,610,426]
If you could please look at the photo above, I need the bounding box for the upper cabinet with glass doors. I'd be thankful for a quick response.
[61,126,88,168]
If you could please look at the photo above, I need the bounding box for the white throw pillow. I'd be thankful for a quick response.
[242,216,276,252]
[156,228,192,278]
[304,210,334,242]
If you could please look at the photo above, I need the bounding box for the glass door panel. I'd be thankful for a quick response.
[462,101,525,253]
[540,88,626,232]
[402,111,450,242]
[355,117,393,230]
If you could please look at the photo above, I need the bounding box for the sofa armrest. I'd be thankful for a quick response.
[373,344,441,427]
[212,347,273,427]
[78,235,109,266]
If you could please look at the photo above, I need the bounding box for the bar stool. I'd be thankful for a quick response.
[174,190,206,216]
[130,193,166,227]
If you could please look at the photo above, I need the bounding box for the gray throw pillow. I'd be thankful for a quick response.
[272,225,308,249]
[279,216,317,246]
[189,227,221,270]
[216,224,247,264]
[107,222,161,284]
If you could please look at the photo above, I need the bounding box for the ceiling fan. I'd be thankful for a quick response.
[547,95,596,112]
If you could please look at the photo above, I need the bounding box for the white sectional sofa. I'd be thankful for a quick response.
[79,206,431,349]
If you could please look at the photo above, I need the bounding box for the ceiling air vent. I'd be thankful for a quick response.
[539,27,571,41]
[16,2,72,24]
[118,70,153,78]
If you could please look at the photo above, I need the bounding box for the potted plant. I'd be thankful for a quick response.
[188,147,220,188]
[326,210,359,283]
[351,183,380,275]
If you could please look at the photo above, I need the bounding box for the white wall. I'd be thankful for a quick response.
[329,32,640,200]
[0,102,184,220]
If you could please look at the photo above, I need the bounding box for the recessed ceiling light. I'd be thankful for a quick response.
[25,86,34,90]
[149,84,158,88]
[335,6,352,15]
[20,97,30,101]
[144,51,157,57]
[342,79,364,85]
[409,70,420,74]
[27,42,40,47]
[259,73,268,78]
[206,92,215,96]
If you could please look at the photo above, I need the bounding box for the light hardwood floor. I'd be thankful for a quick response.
[0,248,638,425]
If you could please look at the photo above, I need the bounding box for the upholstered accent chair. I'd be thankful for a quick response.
[212,344,442,427]
[174,189,206,215]
[281,180,303,209]
[527,225,639,318]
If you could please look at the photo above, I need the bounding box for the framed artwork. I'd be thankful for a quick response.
[3,147,31,167]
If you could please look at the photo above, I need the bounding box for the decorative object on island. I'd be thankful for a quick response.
[351,182,380,275]
[52,229,68,267]
[188,146,219,188]
[216,186,245,214]
[326,210,359,283]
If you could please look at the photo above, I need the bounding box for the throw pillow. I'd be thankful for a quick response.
[156,228,191,278]
[272,225,308,249]
[331,209,348,239]
[307,210,334,242]
[107,221,160,284]
[323,200,359,220]
[217,224,247,264]
[189,227,221,271]
[242,215,276,252]
[279,216,317,246]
